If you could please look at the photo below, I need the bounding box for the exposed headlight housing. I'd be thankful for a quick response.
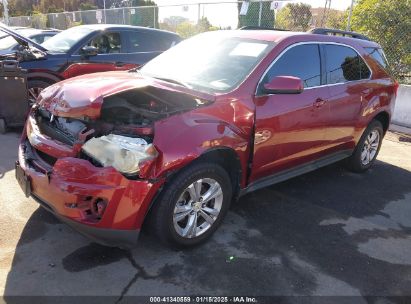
[82,134,158,175]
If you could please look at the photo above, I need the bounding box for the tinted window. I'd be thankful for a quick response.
[325,45,371,84]
[365,47,388,69]
[263,44,321,88]
[126,31,177,53]
[87,32,122,54]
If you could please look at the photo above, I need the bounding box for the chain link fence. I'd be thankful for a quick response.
[4,0,410,83]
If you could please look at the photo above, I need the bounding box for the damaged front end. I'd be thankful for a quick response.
[30,80,212,178]
[18,75,214,247]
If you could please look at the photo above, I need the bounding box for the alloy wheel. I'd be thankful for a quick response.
[361,129,380,165]
[173,178,223,239]
[28,87,43,104]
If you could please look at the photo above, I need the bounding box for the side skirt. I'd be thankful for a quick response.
[240,149,353,196]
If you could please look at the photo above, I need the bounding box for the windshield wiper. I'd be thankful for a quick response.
[128,69,191,88]
[152,77,191,88]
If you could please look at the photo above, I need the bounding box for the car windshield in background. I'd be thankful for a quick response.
[140,32,274,93]
[0,35,18,51]
[0,29,43,51]
[42,27,94,53]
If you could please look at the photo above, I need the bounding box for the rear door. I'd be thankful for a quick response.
[250,43,330,182]
[121,30,179,65]
[322,44,372,150]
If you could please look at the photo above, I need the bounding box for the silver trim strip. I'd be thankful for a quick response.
[256,41,373,96]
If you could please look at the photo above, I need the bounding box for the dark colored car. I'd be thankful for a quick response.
[16,29,397,248]
[0,28,60,54]
[0,24,181,102]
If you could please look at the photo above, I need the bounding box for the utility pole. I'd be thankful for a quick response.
[320,0,331,27]
[2,0,9,25]
[347,0,355,31]
[103,0,107,24]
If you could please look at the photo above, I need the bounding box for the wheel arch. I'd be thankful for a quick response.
[372,111,390,135]
[27,72,62,85]
[144,146,242,222]
[195,147,242,201]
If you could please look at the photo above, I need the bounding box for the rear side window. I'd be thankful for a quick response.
[263,44,321,88]
[325,45,371,84]
[365,47,389,69]
[126,31,178,53]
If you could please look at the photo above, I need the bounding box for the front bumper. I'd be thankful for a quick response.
[17,123,164,247]
[32,193,140,248]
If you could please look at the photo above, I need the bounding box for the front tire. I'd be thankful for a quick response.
[346,120,384,173]
[150,162,232,247]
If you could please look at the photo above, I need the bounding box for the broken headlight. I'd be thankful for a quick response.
[82,134,158,175]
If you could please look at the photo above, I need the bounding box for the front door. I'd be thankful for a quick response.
[66,31,135,78]
[250,43,330,182]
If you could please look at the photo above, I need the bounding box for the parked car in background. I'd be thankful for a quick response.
[0,24,181,102]
[16,28,397,248]
[0,28,60,55]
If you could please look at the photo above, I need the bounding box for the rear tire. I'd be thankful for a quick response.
[149,162,232,247]
[346,120,383,173]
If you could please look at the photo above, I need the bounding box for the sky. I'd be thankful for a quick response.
[153,0,354,28]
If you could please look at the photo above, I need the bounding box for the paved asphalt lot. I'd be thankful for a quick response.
[1,129,411,303]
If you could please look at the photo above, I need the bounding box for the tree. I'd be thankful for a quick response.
[351,0,411,79]
[161,16,189,32]
[276,3,312,31]
[196,17,218,33]
[237,0,274,28]
[79,2,98,11]
[324,9,347,30]
[161,16,217,38]
[128,0,158,28]
[176,21,197,38]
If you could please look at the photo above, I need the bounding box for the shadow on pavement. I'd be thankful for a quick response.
[3,159,411,301]
[0,130,22,179]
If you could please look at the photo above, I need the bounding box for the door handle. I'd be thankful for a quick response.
[313,98,326,108]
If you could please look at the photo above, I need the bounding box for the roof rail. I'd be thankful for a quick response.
[239,26,289,31]
[309,28,370,41]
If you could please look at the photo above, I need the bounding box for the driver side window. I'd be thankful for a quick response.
[87,32,122,54]
[262,44,321,89]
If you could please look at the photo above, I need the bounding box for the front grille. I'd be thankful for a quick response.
[36,114,75,146]
[34,148,57,166]
[35,108,88,146]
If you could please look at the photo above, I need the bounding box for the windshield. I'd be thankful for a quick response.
[42,26,94,53]
[140,32,274,93]
[0,29,40,51]
[0,35,18,51]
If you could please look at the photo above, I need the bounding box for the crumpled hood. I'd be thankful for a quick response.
[37,71,216,119]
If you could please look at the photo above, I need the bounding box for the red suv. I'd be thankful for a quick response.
[16,28,397,248]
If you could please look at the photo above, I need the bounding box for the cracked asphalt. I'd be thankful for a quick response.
[1,130,411,303]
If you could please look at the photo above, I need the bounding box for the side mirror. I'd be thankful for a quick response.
[263,76,304,94]
[81,45,98,57]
